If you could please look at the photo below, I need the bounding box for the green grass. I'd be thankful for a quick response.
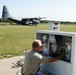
[0,23,76,59]
[60,24,76,32]
[0,24,48,59]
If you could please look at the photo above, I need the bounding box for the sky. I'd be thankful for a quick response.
[0,0,76,22]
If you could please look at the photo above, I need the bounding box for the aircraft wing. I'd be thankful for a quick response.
[22,17,45,21]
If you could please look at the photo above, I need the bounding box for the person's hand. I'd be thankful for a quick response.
[59,50,64,59]
[24,49,30,54]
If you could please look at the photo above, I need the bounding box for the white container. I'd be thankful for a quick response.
[35,30,76,75]
[48,22,60,31]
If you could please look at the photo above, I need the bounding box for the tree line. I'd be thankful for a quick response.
[41,20,76,25]
[0,18,76,25]
[0,18,12,22]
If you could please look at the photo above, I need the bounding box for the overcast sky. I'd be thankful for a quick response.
[0,0,76,22]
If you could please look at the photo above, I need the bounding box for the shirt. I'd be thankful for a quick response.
[22,50,49,75]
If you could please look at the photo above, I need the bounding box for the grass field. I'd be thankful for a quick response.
[0,23,76,59]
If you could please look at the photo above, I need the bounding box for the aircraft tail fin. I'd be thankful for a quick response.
[2,5,11,19]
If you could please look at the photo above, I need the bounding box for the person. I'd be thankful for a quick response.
[22,39,63,75]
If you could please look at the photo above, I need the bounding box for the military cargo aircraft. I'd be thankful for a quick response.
[2,5,45,25]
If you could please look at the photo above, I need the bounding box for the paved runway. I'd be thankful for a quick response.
[0,56,21,75]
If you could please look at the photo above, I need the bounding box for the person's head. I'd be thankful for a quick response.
[32,39,43,52]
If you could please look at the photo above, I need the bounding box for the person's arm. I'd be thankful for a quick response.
[48,55,61,62]
[48,49,65,62]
